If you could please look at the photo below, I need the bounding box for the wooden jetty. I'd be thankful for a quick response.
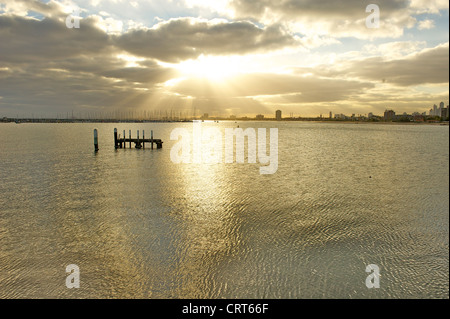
[113,128,163,150]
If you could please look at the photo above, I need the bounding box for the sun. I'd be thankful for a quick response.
[175,55,245,82]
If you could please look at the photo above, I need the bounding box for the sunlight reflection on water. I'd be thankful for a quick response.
[0,122,448,298]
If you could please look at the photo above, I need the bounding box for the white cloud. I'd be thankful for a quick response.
[228,0,419,40]
[92,14,123,33]
[418,19,435,30]
[183,0,234,17]
[410,0,449,13]
[362,41,428,59]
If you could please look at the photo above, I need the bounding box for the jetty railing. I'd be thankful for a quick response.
[114,128,163,149]
[92,128,163,152]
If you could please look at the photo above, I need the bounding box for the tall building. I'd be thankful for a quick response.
[440,107,448,119]
[276,110,282,121]
[334,113,347,120]
[437,102,446,118]
[433,104,438,116]
[329,111,333,119]
[384,109,396,121]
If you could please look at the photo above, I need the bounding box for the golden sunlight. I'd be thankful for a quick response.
[174,55,251,82]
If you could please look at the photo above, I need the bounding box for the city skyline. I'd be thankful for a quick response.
[0,0,449,118]
[3,101,448,122]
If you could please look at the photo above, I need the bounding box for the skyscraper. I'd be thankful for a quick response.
[384,109,396,121]
[276,110,282,121]
[438,102,445,118]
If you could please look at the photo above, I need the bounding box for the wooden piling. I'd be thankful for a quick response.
[136,130,141,149]
[129,130,132,149]
[94,129,99,152]
[114,128,162,151]
[114,128,118,149]
[151,130,154,149]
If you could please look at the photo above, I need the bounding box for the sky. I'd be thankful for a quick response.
[0,0,448,118]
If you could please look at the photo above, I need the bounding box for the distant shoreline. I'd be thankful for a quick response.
[303,121,449,126]
[2,119,448,126]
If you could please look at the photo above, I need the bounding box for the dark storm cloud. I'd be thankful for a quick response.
[114,18,299,62]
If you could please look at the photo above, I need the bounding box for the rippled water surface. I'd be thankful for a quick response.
[0,122,448,298]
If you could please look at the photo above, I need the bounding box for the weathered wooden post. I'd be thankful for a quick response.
[114,128,118,149]
[136,130,141,149]
[109,128,163,152]
[129,130,132,149]
[94,129,99,152]
[151,130,154,149]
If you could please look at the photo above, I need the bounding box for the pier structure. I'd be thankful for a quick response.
[113,128,163,149]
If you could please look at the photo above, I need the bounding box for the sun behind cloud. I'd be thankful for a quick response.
[0,0,448,117]
[173,55,251,82]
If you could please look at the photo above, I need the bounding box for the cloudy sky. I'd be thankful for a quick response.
[0,0,448,118]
